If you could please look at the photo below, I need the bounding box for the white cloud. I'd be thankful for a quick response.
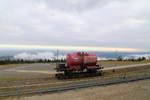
[0,0,150,50]
[13,52,66,60]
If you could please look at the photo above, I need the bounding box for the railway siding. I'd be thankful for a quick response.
[0,63,150,97]
[0,74,150,97]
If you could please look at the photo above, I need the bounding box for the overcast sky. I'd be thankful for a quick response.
[0,0,150,51]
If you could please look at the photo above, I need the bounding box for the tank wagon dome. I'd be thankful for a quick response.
[66,52,97,66]
[55,51,102,79]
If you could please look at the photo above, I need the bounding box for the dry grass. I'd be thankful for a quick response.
[0,67,149,97]
[3,79,150,100]
[0,64,22,68]
[97,60,150,65]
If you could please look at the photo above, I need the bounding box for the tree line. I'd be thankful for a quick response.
[0,56,148,65]
[0,59,66,65]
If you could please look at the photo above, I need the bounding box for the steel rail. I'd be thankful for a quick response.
[0,71,147,90]
[0,75,150,97]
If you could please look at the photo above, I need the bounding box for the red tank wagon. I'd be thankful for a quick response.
[55,52,103,79]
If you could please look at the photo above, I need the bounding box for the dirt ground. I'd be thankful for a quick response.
[2,79,150,100]
[0,61,150,80]
[0,63,56,79]
[0,61,150,100]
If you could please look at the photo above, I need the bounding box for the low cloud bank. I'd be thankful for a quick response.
[97,54,150,60]
[13,52,150,61]
[97,57,116,60]
[123,54,150,60]
[13,52,66,60]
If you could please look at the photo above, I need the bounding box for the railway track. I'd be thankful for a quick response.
[0,63,150,97]
[0,73,150,97]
